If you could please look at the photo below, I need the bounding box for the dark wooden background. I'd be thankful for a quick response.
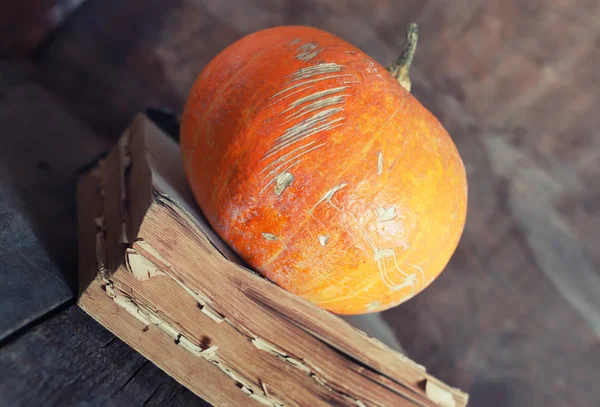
[1,1,599,406]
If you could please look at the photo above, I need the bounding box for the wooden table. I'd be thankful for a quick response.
[2,1,599,406]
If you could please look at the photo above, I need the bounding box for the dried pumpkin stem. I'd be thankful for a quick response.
[387,23,419,92]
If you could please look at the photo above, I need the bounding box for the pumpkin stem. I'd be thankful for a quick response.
[387,23,419,92]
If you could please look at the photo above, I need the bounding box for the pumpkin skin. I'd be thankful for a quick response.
[180,26,467,315]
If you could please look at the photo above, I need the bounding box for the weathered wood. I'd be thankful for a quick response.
[0,305,208,407]
[0,0,88,57]
[29,1,600,406]
[0,61,106,340]
[77,114,468,407]
[31,0,242,141]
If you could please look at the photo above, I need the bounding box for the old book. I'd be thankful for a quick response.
[76,113,469,407]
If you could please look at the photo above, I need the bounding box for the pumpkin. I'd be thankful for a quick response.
[180,24,467,315]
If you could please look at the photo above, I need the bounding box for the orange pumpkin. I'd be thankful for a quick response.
[180,25,467,315]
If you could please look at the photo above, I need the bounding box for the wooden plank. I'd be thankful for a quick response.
[0,305,209,406]
[30,1,600,406]
[31,0,243,141]
[0,0,88,57]
[76,114,468,407]
[0,61,107,340]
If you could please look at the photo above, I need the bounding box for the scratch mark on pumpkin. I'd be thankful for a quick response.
[409,263,425,287]
[373,248,415,291]
[262,233,279,241]
[260,101,346,195]
[347,212,377,252]
[388,155,400,172]
[319,235,329,246]
[287,63,343,81]
[314,204,368,256]
[377,206,397,222]
[296,42,324,61]
[310,183,347,213]
[365,59,376,74]
[266,114,344,159]
[268,85,315,106]
[261,141,323,172]
[308,210,326,229]
[335,205,416,292]
[392,249,409,278]
[345,213,419,292]
[385,269,418,291]
[261,63,358,203]
[260,142,325,176]
[374,248,395,261]
[308,183,421,298]
[289,38,300,45]
[282,96,348,124]
[280,86,348,114]
[270,75,353,100]
[341,218,369,255]
[259,160,301,195]
[377,151,383,175]
[273,172,294,195]
[320,208,377,264]
[276,107,343,143]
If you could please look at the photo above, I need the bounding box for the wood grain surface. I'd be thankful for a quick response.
[0,305,208,406]
[0,62,105,340]
[2,0,599,406]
